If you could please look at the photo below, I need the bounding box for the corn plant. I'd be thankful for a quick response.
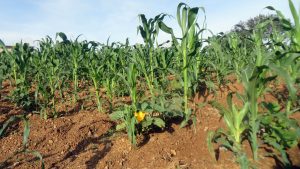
[208,93,250,169]
[110,105,137,145]
[0,65,4,99]
[85,48,104,113]
[4,42,35,110]
[238,22,277,161]
[46,52,61,117]
[137,14,168,100]
[203,34,234,85]
[101,41,127,99]
[55,32,82,104]
[0,40,8,99]
[103,76,116,112]
[70,40,81,103]
[34,37,55,118]
[137,13,167,91]
[158,3,205,127]
[267,1,300,115]
[260,102,300,167]
[227,33,249,81]
[131,44,155,98]
[119,63,138,110]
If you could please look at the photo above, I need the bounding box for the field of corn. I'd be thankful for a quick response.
[0,1,300,169]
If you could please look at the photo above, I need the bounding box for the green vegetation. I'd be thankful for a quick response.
[0,1,299,168]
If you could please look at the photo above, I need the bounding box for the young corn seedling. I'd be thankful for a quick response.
[110,105,138,145]
[208,93,250,169]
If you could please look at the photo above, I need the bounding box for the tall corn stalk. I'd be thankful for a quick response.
[158,3,204,127]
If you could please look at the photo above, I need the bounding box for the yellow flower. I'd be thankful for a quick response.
[134,111,147,123]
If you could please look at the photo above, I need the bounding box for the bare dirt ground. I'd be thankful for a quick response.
[0,79,299,169]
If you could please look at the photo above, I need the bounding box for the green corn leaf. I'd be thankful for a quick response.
[209,100,229,117]
[22,116,30,147]
[238,103,249,126]
[139,14,149,34]
[218,137,234,152]
[267,141,291,167]
[0,39,5,46]
[130,117,137,145]
[261,102,281,113]
[187,7,199,29]
[266,6,290,27]
[207,131,216,159]
[56,32,68,42]
[236,153,249,169]
[265,6,276,11]
[158,21,179,46]
[177,3,186,29]
[181,6,188,34]
[0,116,19,137]
[255,20,271,30]
[226,92,234,112]
[138,26,147,41]
[158,21,174,35]
[75,34,83,42]
[187,24,196,49]
[269,63,297,100]
[289,0,300,31]
[223,109,234,133]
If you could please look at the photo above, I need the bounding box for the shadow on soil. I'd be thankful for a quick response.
[136,116,193,147]
[57,100,84,118]
[50,128,115,169]
[0,152,56,169]
[264,142,300,169]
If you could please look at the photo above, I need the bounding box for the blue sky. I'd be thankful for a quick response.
[0,0,297,45]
